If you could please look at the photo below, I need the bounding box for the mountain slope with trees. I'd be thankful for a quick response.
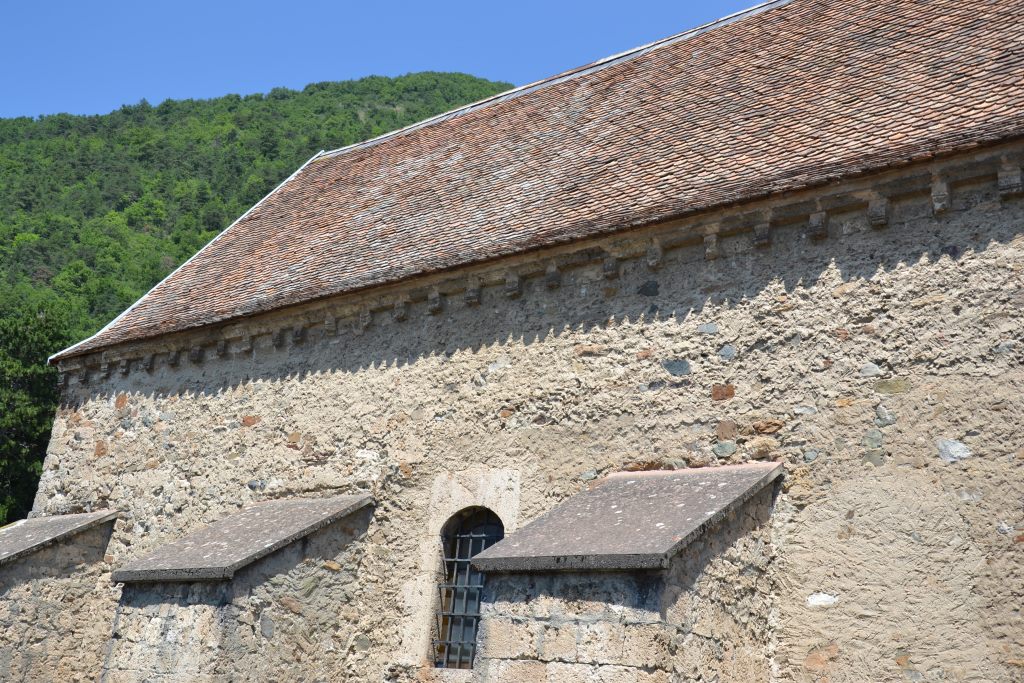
[0,72,512,523]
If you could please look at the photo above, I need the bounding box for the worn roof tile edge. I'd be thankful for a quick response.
[111,494,373,583]
[48,150,326,365]
[0,510,120,569]
[474,463,782,573]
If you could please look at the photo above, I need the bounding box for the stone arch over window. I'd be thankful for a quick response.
[432,506,504,669]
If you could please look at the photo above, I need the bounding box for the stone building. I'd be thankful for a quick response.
[2,0,1022,680]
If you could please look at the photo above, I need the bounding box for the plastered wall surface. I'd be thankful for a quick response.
[21,147,1024,681]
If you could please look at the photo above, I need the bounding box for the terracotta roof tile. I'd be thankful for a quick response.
[53,0,1024,361]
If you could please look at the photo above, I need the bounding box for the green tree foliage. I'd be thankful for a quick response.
[0,287,78,522]
[0,73,511,524]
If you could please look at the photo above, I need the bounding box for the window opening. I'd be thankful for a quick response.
[433,507,504,668]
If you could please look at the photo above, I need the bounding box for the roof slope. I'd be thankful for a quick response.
[111,494,372,582]
[0,510,118,567]
[473,463,782,572]
[54,0,1024,361]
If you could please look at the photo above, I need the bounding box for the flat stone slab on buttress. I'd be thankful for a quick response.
[0,510,119,567]
[473,463,782,572]
[112,494,372,582]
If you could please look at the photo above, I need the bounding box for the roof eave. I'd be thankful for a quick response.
[47,150,327,366]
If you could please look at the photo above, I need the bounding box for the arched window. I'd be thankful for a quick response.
[433,507,504,669]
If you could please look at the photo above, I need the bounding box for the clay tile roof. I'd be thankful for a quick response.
[52,0,1024,362]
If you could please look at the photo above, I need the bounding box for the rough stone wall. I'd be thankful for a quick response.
[0,522,116,682]
[663,485,775,682]
[476,486,776,682]
[101,506,371,682]
[28,144,1024,681]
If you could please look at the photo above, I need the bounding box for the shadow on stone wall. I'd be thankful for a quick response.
[40,148,1024,683]
[60,171,1024,409]
[113,506,371,609]
[476,486,779,675]
[660,480,779,605]
[483,482,778,616]
[0,522,116,680]
[103,507,372,680]
[0,522,113,593]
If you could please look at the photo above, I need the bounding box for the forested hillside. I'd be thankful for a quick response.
[0,73,512,524]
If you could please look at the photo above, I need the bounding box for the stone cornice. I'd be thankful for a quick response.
[55,141,1024,391]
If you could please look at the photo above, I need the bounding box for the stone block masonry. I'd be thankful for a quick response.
[475,486,777,682]
[24,142,1024,681]
[100,505,373,682]
[0,521,116,682]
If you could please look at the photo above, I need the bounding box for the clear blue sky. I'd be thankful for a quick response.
[2,1,754,119]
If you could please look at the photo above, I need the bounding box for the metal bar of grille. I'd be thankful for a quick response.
[441,532,496,539]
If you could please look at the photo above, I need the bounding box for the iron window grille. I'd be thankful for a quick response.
[433,508,504,669]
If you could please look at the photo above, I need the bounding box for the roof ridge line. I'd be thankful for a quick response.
[48,149,327,365]
[317,0,795,161]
